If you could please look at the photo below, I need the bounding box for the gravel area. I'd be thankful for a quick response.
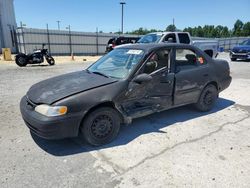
[0,53,250,188]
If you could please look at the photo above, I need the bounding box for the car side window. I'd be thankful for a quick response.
[164,34,177,43]
[142,49,170,74]
[178,33,190,44]
[175,49,198,71]
[175,49,207,72]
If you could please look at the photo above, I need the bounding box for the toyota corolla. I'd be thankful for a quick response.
[20,43,231,146]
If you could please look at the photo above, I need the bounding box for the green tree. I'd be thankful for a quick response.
[165,24,176,32]
[183,27,194,36]
[242,22,250,36]
[221,26,230,37]
[233,19,244,36]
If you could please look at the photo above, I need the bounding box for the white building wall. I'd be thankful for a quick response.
[0,0,17,52]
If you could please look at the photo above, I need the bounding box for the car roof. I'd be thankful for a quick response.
[146,32,190,35]
[115,43,195,52]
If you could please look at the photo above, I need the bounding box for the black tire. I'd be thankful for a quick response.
[194,84,218,112]
[81,107,121,146]
[230,58,236,61]
[15,55,27,67]
[46,57,55,66]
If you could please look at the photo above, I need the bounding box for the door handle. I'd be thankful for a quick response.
[203,74,208,77]
[160,80,172,84]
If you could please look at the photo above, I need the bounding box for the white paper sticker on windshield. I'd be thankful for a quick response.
[127,50,143,55]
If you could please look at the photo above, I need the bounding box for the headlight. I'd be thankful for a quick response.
[35,104,67,117]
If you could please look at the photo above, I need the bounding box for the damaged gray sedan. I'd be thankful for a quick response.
[20,43,231,146]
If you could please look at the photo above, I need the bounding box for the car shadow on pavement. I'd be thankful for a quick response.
[31,97,235,156]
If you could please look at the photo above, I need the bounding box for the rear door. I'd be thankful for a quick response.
[173,47,209,105]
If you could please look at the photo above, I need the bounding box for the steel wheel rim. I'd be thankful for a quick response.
[204,90,213,105]
[91,114,113,139]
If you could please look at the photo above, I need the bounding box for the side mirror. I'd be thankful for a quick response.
[133,73,152,84]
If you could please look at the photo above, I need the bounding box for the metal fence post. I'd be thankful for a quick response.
[228,38,231,51]
[96,27,99,55]
[13,26,19,53]
[20,22,26,54]
[46,24,51,54]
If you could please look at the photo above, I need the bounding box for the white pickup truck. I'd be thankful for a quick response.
[137,32,219,58]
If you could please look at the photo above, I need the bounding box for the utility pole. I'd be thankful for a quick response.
[120,1,126,34]
[57,20,61,30]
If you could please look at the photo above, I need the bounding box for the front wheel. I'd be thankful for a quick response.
[15,55,27,67]
[46,57,55,65]
[194,84,218,112]
[81,107,121,146]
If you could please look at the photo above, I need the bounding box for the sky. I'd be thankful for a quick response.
[14,0,250,33]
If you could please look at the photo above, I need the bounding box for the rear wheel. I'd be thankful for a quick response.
[230,58,237,61]
[81,107,121,146]
[15,55,27,67]
[194,84,218,112]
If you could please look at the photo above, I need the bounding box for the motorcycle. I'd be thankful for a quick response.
[15,44,55,67]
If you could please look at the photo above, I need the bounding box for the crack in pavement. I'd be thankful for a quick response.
[116,113,250,176]
[95,109,250,177]
[95,151,126,174]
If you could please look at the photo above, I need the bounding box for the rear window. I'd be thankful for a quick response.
[178,33,190,44]
[137,34,161,43]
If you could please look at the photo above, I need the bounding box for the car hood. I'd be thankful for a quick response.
[233,45,250,52]
[27,70,117,104]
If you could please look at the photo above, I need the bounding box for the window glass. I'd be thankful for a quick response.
[175,49,206,70]
[178,33,190,44]
[88,48,144,79]
[164,34,177,43]
[240,39,250,45]
[143,49,170,74]
[137,34,162,43]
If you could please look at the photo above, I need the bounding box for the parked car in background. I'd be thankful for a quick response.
[106,36,140,52]
[20,43,231,146]
[137,32,219,58]
[230,39,250,61]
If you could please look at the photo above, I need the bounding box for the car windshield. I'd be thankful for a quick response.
[240,40,250,45]
[137,34,162,43]
[88,48,145,79]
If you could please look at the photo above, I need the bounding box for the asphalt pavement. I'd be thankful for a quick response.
[0,53,249,188]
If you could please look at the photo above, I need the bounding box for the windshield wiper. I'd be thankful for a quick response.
[92,71,110,78]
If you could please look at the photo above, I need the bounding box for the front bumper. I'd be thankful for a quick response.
[20,96,82,139]
[230,51,250,60]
